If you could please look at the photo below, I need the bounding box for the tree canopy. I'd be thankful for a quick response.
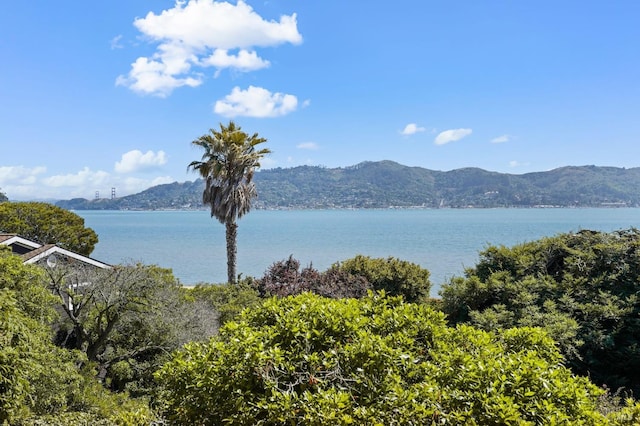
[156,292,628,425]
[0,247,156,424]
[45,261,217,394]
[0,201,98,256]
[440,228,640,394]
[188,121,271,283]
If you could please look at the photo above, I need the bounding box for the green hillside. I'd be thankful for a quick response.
[55,161,640,210]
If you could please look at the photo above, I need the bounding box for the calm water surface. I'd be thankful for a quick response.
[77,208,640,296]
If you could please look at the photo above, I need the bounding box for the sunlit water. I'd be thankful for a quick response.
[77,208,640,296]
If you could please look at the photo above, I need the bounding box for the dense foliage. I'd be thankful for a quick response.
[188,280,262,327]
[0,201,98,255]
[336,255,431,302]
[46,262,217,395]
[156,292,626,425]
[252,255,430,302]
[0,189,7,202]
[440,228,640,394]
[0,247,156,424]
[253,256,371,299]
[56,162,640,210]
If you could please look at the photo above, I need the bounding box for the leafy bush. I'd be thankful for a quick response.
[253,255,430,302]
[335,255,432,302]
[188,280,262,326]
[156,292,612,425]
[253,255,371,299]
[440,228,640,393]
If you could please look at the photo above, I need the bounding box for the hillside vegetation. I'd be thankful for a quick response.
[56,161,640,210]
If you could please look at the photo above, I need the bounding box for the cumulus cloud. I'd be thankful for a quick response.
[115,150,168,173]
[0,166,47,185]
[401,123,426,136]
[491,134,511,143]
[214,85,298,117]
[434,128,473,145]
[43,167,110,188]
[116,56,203,98]
[0,164,175,201]
[117,0,302,96]
[297,142,318,150]
[201,49,270,75]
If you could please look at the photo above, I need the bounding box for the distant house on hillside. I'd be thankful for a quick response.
[0,233,110,270]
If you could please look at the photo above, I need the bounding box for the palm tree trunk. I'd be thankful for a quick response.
[225,220,238,284]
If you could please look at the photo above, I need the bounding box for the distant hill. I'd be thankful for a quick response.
[55,161,640,210]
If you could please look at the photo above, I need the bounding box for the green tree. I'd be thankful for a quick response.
[157,292,616,425]
[336,255,432,302]
[440,228,640,393]
[188,121,271,284]
[0,189,7,202]
[0,201,98,255]
[0,247,156,424]
[46,261,217,394]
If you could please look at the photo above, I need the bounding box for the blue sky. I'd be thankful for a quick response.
[2,1,639,201]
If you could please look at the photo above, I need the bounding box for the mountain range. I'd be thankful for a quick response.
[55,161,640,210]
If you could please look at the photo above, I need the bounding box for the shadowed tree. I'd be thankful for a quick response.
[188,121,270,284]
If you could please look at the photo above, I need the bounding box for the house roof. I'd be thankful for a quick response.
[0,233,110,269]
[0,234,42,250]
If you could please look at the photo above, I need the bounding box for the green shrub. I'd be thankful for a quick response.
[189,279,262,326]
[253,255,430,302]
[440,228,640,393]
[335,255,432,302]
[157,292,610,425]
[253,255,372,299]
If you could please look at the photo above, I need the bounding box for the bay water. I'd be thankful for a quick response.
[77,208,640,296]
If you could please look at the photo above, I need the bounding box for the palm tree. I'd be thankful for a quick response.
[188,121,271,284]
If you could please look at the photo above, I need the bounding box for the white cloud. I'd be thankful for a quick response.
[214,85,298,117]
[0,164,175,201]
[491,134,511,143]
[509,160,530,168]
[401,123,426,136]
[115,150,168,173]
[297,142,318,150]
[200,49,270,74]
[259,157,277,169]
[434,128,473,145]
[117,0,302,96]
[0,166,47,185]
[110,35,124,49]
[115,56,202,98]
[43,167,110,188]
